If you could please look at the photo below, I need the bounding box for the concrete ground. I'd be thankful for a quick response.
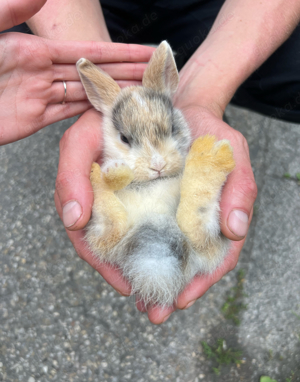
[0,105,299,382]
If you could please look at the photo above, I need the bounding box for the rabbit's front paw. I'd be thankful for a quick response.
[101,160,134,190]
[90,162,102,186]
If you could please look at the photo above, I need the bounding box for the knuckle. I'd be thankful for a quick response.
[240,134,251,158]
[59,126,74,152]
[89,41,103,60]
[234,169,258,202]
[55,170,79,193]
[233,130,250,154]
[59,120,101,153]
[241,175,258,201]
[228,258,238,272]
[226,253,239,273]
[76,251,84,260]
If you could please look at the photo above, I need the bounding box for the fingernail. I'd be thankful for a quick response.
[162,313,172,323]
[184,299,196,310]
[63,201,82,228]
[228,210,249,238]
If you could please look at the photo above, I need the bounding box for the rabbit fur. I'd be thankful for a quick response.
[76,41,235,307]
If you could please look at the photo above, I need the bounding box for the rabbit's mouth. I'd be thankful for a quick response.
[149,167,168,180]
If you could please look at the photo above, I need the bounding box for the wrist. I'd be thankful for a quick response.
[174,36,258,117]
[174,0,300,118]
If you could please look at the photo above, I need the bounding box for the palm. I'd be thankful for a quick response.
[0,33,154,145]
[0,33,82,144]
[1,38,53,138]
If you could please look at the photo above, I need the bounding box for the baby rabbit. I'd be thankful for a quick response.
[76,41,235,307]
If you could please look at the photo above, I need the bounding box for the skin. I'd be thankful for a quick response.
[27,0,300,324]
[0,0,154,145]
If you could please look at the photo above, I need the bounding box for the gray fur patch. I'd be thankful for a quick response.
[115,218,189,306]
[122,220,188,263]
[112,89,174,147]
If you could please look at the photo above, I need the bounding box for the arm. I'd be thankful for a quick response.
[27,0,111,41]
[0,0,46,31]
[146,0,300,324]
[26,0,152,297]
[175,0,300,115]
[0,0,153,144]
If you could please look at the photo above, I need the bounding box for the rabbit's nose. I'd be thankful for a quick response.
[150,163,166,173]
[150,165,166,176]
[150,156,166,173]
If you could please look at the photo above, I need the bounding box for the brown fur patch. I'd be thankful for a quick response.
[142,41,179,95]
[77,58,121,112]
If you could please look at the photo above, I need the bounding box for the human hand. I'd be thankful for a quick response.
[54,103,256,325]
[0,0,47,32]
[0,32,153,145]
[54,109,132,295]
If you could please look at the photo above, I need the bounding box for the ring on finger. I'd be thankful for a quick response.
[62,80,67,105]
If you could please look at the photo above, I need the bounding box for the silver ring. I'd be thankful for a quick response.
[62,80,67,105]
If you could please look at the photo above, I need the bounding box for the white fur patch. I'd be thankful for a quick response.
[150,153,166,171]
[122,241,184,306]
[132,92,149,111]
[204,200,221,238]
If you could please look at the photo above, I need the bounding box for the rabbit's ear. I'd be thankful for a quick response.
[76,58,121,114]
[142,41,179,96]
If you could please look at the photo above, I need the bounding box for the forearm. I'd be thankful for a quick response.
[27,0,111,41]
[176,0,300,117]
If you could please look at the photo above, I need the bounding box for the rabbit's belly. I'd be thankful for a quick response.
[116,177,181,226]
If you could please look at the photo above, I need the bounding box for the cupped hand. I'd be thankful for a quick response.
[0,32,153,145]
[141,104,257,323]
[54,103,256,325]
[54,109,132,295]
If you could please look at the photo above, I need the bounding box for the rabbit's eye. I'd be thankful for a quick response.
[120,134,130,145]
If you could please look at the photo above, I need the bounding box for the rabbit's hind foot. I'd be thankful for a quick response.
[177,135,235,257]
[185,135,235,178]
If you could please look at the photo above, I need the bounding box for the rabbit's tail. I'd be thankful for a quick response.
[119,217,188,307]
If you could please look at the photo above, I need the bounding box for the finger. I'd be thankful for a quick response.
[55,109,102,231]
[117,80,142,88]
[53,63,147,82]
[146,304,176,325]
[0,0,46,31]
[219,134,257,241]
[55,191,132,295]
[49,79,143,104]
[176,239,245,309]
[5,101,92,145]
[41,101,91,127]
[99,63,147,81]
[49,81,87,104]
[135,297,147,313]
[48,41,155,64]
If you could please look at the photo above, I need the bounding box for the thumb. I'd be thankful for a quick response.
[0,0,47,31]
[220,136,257,240]
[55,109,103,231]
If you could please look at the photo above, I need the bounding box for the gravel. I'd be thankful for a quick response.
[0,106,299,381]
